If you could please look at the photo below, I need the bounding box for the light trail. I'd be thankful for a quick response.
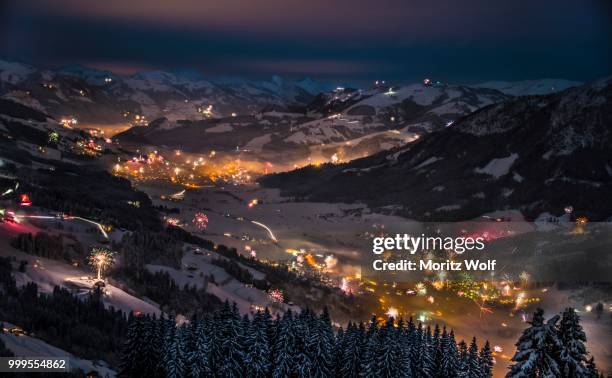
[16,214,108,239]
[251,220,278,242]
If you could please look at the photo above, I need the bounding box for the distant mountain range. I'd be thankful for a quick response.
[0,59,338,125]
[260,77,612,221]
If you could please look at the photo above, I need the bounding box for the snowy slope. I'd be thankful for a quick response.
[0,325,116,377]
[474,79,581,96]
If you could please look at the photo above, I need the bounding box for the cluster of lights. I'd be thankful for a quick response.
[60,117,78,128]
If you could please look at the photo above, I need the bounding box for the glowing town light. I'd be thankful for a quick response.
[192,212,209,230]
[385,307,399,319]
[331,153,339,164]
[88,247,115,281]
[340,277,351,294]
[385,87,396,96]
[427,296,435,304]
[502,284,511,296]
[247,199,259,208]
[324,255,338,270]
[165,217,180,226]
[585,305,592,312]
[493,345,503,353]
[515,292,526,309]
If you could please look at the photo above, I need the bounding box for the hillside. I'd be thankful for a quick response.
[260,77,612,221]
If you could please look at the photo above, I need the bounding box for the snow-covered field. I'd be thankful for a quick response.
[0,323,116,377]
[0,223,160,316]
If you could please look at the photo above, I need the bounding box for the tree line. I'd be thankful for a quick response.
[119,301,496,378]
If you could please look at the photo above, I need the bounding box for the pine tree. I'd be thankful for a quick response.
[558,307,588,377]
[440,330,460,378]
[416,325,434,378]
[244,311,271,378]
[188,320,212,377]
[308,307,335,377]
[272,310,294,378]
[294,309,313,377]
[340,323,363,378]
[507,308,562,378]
[217,301,245,377]
[164,328,186,378]
[396,319,412,378]
[376,318,400,377]
[458,340,468,377]
[585,356,599,378]
[142,315,161,377]
[119,313,144,377]
[479,341,494,378]
[467,337,482,378]
[359,334,377,378]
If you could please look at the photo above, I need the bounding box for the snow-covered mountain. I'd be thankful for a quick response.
[114,82,514,162]
[0,59,335,125]
[474,79,581,96]
[261,77,612,221]
[2,58,588,162]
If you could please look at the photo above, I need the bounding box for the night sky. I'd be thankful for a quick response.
[1,0,610,84]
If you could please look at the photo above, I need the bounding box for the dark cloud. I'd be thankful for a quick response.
[1,0,610,83]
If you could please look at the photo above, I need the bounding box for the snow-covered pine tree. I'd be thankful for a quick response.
[188,319,212,378]
[244,311,271,378]
[119,312,144,377]
[217,301,245,377]
[558,307,588,377]
[433,324,444,377]
[396,318,413,378]
[359,333,378,378]
[376,318,400,378]
[293,309,313,377]
[340,322,363,378]
[507,308,562,378]
[440,329,460,378]
[585,356,600,378]
[458,339,468,377]
[164,328,186,378]
[479,341,494,378]
[467,337,482,378]
[307,307,335,377]
[272,309,294,378]
[416,325,435,378]
[333,326,347,377]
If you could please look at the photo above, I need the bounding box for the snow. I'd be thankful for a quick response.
[435,204,461,212]
[0,225,160,316]
[0,325,116,377]
[205,123,233,133]
[0,60,36,84]
[414,156,442,170]
[146,249,271,315]
[245,134,272,152]
[474,153,518,178]
[474,79,581,96]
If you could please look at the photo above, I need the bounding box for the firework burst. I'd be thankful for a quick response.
[88,247,115,281]
[192,212,209,230]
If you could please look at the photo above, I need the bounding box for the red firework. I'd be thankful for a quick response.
[192,212,209,230]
